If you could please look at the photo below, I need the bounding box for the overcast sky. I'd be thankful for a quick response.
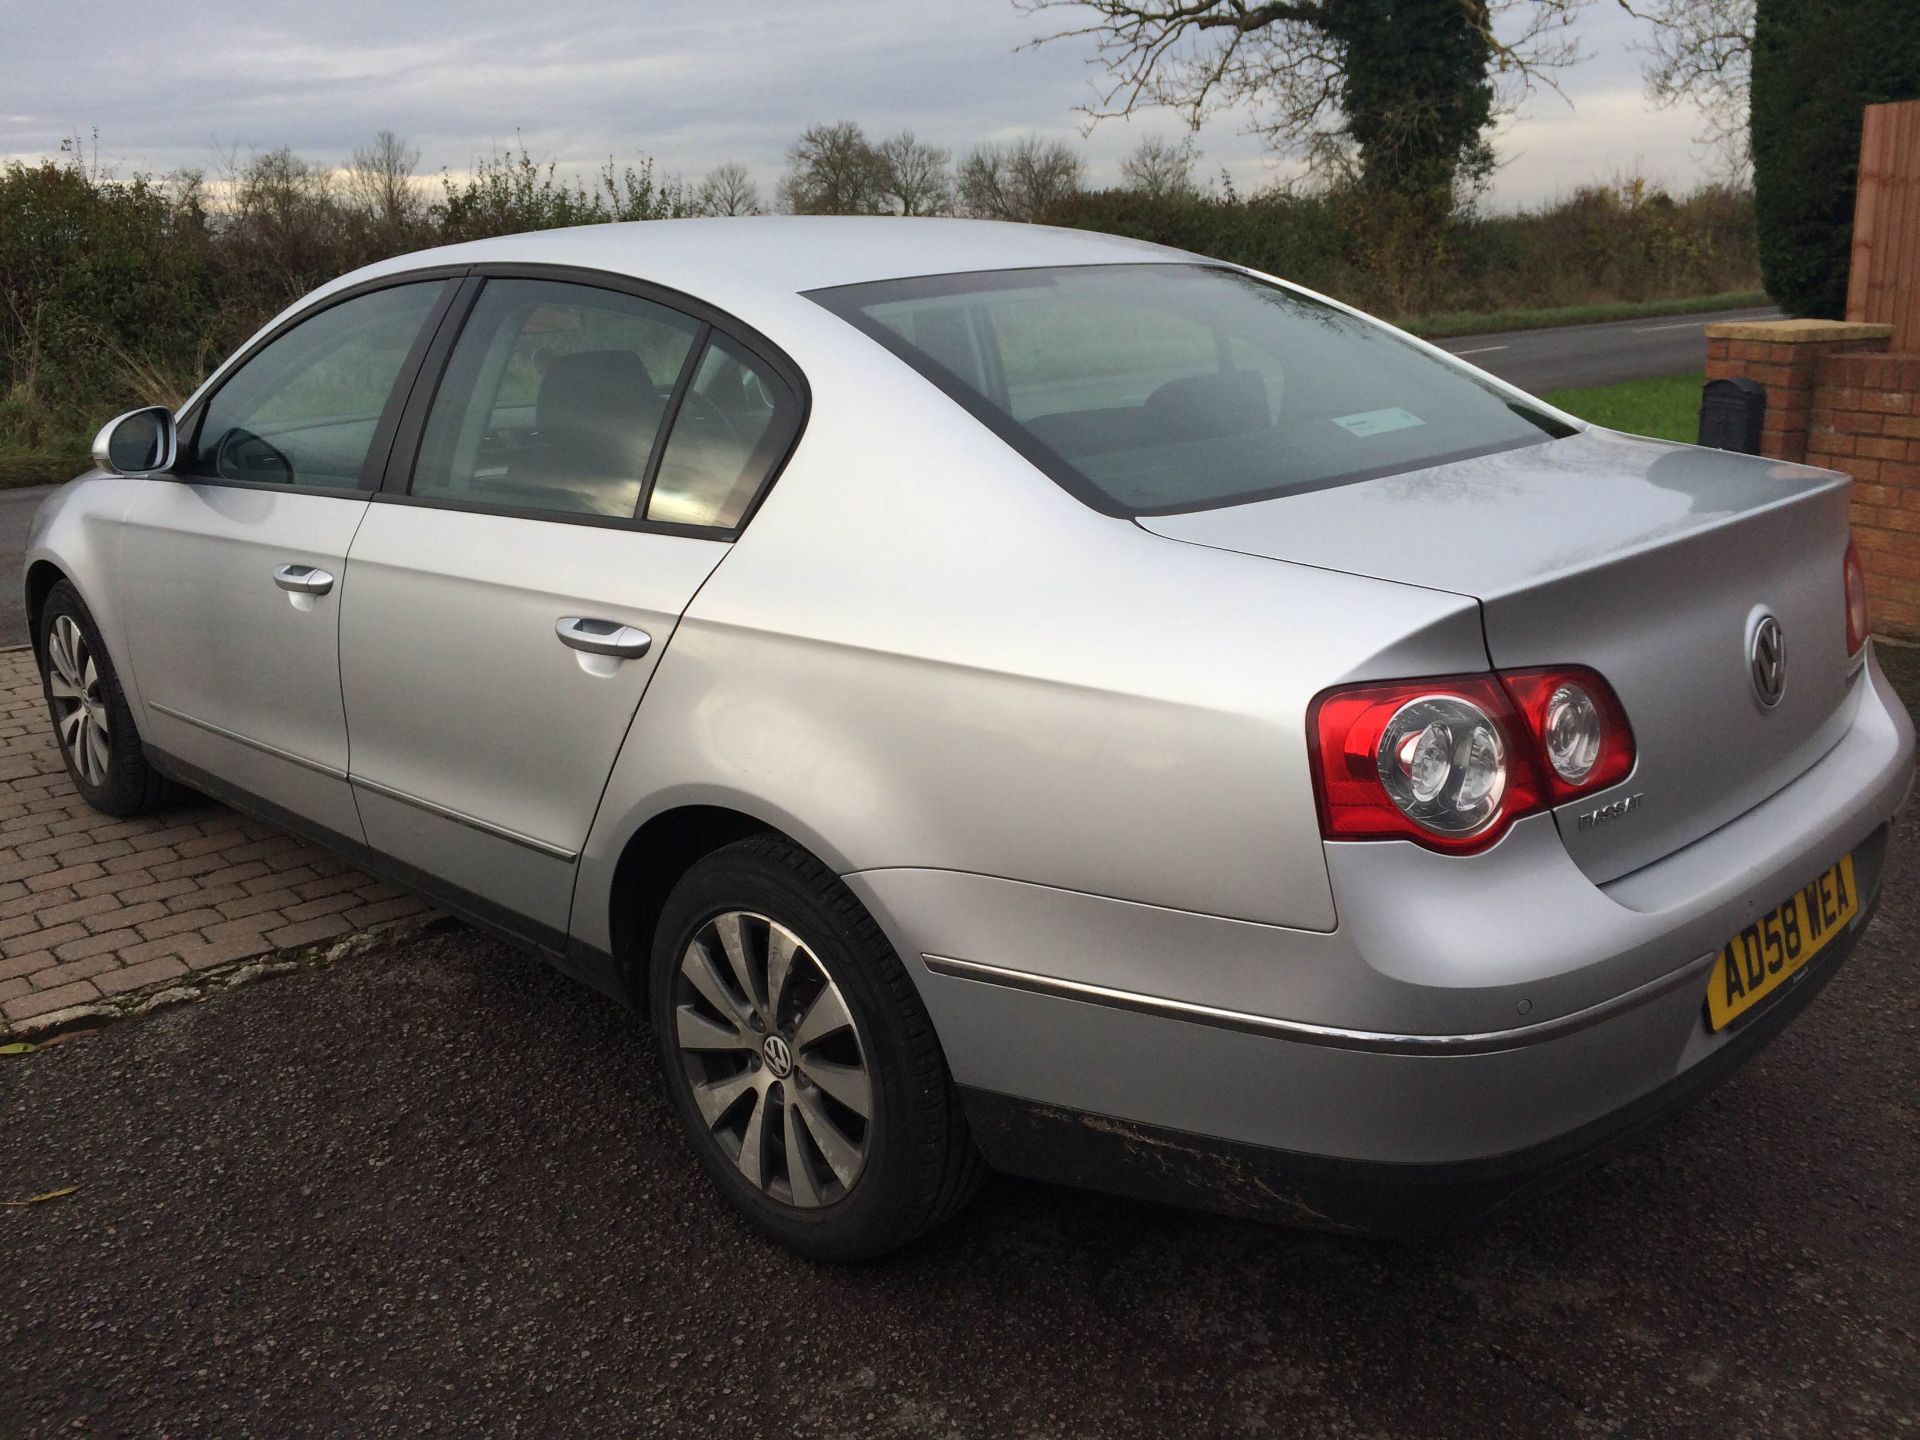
[2,0,1728,210]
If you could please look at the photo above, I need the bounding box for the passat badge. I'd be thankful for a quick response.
[1577,793,1643,831]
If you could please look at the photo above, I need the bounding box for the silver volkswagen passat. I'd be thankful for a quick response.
[28,219,1913,1259]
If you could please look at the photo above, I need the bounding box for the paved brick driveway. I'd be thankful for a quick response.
[0,647,429,1034]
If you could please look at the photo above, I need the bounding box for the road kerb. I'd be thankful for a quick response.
[0,912,451,1042]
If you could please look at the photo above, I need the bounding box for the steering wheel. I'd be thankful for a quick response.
[214,427,295,484]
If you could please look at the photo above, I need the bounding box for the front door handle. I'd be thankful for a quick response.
[273,564,335,595]
[555,616,652,659]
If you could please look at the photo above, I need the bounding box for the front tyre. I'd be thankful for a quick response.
[38,580,181,817]
[649,834,986,1261]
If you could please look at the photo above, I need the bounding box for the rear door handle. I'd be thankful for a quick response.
[273,564,335,595]
[555,616,652,659]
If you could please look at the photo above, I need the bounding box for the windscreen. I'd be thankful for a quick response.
[810,264,1571,515]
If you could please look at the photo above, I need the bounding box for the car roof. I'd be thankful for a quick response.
[327,216,1199,316]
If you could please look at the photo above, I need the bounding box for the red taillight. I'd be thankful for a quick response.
[1844,536,1869,656]
[1308,667,1636,854]
[1499,668,1637,803]
[1308,675,1538,854]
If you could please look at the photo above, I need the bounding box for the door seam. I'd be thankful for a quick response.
[561,539,743,941]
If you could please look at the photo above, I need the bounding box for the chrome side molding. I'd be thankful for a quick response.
[349,775,579,863]
[147,702,347,781]
[920,950,1723,1056]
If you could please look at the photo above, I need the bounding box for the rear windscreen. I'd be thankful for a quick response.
[808,263,1571,516]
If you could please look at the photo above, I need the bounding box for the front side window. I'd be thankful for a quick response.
[410,279,701,520]
[811,264,1570,515]
[186,282,443,490]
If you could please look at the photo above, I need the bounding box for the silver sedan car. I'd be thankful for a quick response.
[29,219,1914,1259]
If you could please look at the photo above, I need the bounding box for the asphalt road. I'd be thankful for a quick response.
[1439,305,1781,392]
[4,785,1917,1437]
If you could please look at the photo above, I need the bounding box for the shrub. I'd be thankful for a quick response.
[0,161,213,456]
[435,150,696,243]
[0,144,697,473]
[0,139,1763,479]
[1054,177,1758,318]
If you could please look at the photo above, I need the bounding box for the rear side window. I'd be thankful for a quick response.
[410,279,702,519]
[645,336,802,529]
[810,264,1570,516]
[186,282,443,490]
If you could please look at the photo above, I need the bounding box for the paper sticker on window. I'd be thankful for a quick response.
[1331,407,1425,438]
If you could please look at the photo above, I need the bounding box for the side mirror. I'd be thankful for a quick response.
[91,406,178,477]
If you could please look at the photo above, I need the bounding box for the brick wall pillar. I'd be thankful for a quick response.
[1806,351,1920,638]
[1704,319,1893,462]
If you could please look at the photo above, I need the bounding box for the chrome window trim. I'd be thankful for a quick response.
[363,488,738,541]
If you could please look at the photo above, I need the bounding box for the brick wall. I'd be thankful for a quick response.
[1806,351,1920,637]
[1704,320,1891,463]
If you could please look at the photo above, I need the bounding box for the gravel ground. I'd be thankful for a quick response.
[4,651,1917,1438]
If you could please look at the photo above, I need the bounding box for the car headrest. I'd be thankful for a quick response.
[536,350,662,471]
[1143,369,1272,441]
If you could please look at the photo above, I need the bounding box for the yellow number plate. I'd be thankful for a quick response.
[1706,854,1859,1032]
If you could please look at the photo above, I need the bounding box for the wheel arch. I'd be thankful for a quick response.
[24,559,67,656]
[605,802,792,1011]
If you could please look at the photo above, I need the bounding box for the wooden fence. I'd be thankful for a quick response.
[1847,99,1920,352]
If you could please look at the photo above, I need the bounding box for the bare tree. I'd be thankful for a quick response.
[956,137,1085,221]
[226,147,349,299]
[1120,135,1200,199]
[779,121,889,215]
[1626,0,1754,171]
[344,130,422,234]
[695,161,764,216]
[1014,0,1589,197]
[876,132,954,215]
[233,148,336,224]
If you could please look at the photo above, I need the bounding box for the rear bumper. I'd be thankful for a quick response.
[956,870,1882,1235]
[848,649,1912,1226]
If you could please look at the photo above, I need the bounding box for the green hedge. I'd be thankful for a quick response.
[3,154,1762,476]
[1054,180,1761,320]
[1751,0,1920,318]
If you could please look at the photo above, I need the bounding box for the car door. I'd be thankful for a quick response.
[338,273,804,942]
[118,278,456,841]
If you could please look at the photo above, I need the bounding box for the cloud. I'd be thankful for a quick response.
[1,0,1730,207]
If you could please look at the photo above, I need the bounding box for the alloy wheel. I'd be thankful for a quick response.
[671,910,872,1208]
[46,614,110,788]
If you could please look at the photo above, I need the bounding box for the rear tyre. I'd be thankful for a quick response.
[38,581,183,817]
[649,834,987,1261]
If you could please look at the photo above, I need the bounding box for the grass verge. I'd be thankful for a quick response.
[1406,290,1769,340]
[1541,373,1703,444]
